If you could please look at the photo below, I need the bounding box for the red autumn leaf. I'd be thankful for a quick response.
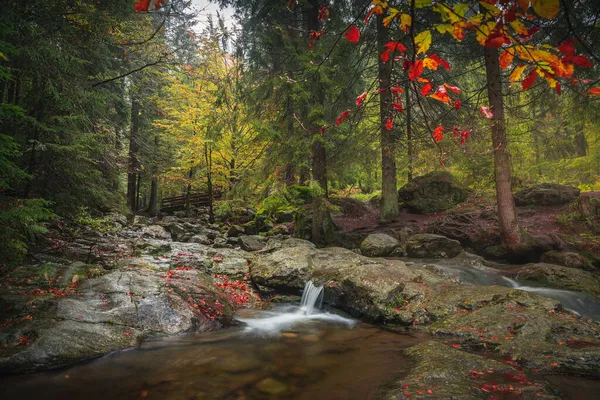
[408,60,424,81]
[556,82,561,96]
[134,0,151,11]
[318,4,329,21]
[453,99,461,110]
[154,0,166,10]
[344,26,360,43]
[385,41,407,53]
[451,343,461,349]
[433,125,444,142]
[385,118,393,130]
[429,54,450,70]
[356,91,367,106]
[453,126,460,138]
[421,83,432,96]
[558,39,576,56]
[430,85,450,103]
[308,31,323,50]
[568,55,593,67]
[480,106,494,119]
[444,83,461,94]
[587,87,600,95]
[402,384,409,389]
[392,102,404,112]
[381,49,390,62]
[391,86,404,96]
[402,394,411,398]
[336,110,350,125]
[485,32,510,48]
[522,68,537,90]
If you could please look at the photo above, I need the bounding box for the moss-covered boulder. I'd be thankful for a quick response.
[377,341,560,399]
[514,183,580,207]
[515,263,600,294]
[398,172,469,214]
[406,233,463,258]
[360,233,400,257]
[541,250,591,271]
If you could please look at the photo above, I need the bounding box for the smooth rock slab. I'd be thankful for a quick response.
[360,233,400,257]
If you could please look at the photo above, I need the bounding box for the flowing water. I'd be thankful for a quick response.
[2,271,600,399]
[404,257,600,321]
[0,281,423,400]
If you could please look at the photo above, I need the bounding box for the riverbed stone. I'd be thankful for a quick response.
[360,233,400,257]
[515,262,600,294]
[541,250,590,270]
[398,172,469,214]
[238,235,266,252]
[141,225,171,240]
[405,233,463,258]
[514,183,580,206]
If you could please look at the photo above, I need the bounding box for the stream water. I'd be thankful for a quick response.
[2,263,600,399]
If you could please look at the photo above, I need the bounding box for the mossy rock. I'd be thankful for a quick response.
[514,183,580,207]
[398,172,469,214]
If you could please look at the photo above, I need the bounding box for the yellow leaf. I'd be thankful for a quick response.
[532,0,559,19]
[415,30,432,55]
[453,3,470,17]
[383,7,399,27]
[476,22,496,46]
[0,52,7,61]
[423,57,439,70]
[400,13,412,32]
[509,64,527,85]
[479,1,501,16]
[415,0,432,8]
[469,13,485,27]
[435,24,453,35]
[509,20,528,36]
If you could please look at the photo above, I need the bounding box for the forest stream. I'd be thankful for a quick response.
[2,269,600,400]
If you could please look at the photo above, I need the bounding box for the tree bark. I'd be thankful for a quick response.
[377,15,399,220]
[127,97,140,212]
[185,167,194,217]
[307,0,330,244]
[205,142,214,223]
[483,46,521,250]
[147,134,159,216]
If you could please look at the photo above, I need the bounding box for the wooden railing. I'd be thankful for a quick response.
[160,191,222,212]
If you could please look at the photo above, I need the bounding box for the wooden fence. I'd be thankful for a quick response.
[160,191,222,212]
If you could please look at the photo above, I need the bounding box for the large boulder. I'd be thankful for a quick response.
[360,233,400,257]
[0,267,235,374]
[398,172,468,214]
[514,183,580,206]
[515,262,600,294]
[405,233,463,258]
[541,250,590,270]
[141,225,171,240]
[238,235,266,252]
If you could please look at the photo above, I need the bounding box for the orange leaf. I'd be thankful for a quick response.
[532,0,559,19]
[429,54,450,70]
[519,0,530,13]
[587,87,600,95]
[499,50,514,70]
[356,91,367,106]
[443,83,461,94]
[385,118,393,130]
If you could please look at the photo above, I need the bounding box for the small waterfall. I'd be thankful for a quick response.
[300,280,324,315]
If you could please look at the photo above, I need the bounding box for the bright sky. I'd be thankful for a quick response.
[190,0,235,33]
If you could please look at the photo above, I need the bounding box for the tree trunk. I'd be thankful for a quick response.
[483,46,521,250]
[377,15,399,220]
[185,167,194,217]
[147,135,159,216]
[205,142,214,223]
[575,117,587,157]
[405,81,414,182]
[307,0,330,244]
[135,173,142,212]
[127,97,140,212]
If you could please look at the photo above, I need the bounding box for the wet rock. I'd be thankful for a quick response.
[238,235,266,252]
[541,250,590,270]
[360,233,400,257]
[255,377,288,395]
[516,263,600,294]
[189,234,211,245]
[514,183,580,206]
[141,225,171,240]
[398,172,469,214]
[263,238,316,253]
[405,234,462,258]
[0,267,235,374]
[227,225,245,237]
[377,340,560,400]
